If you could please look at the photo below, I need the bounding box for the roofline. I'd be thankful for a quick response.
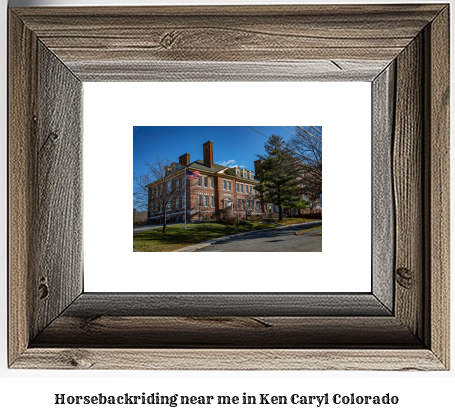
[188,167,259,183]
[146,166,260,187]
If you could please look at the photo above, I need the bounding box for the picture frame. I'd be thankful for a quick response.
[8,4,449,370]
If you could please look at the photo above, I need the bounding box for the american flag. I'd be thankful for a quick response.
[186,170,200,179]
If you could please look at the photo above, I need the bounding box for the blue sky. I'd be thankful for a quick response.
[133,126,298,176]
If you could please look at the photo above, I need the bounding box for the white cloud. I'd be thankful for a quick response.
[216,160,244,168]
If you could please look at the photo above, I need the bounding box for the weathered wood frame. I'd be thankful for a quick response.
[9,5,449,370]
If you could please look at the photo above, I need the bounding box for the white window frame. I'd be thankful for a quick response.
[223,180,226,190]
[198,177,202,187]
[240,184,243,193]
[204,177,208,188]
[198,195,202,206]
[211,196,214,207]
[228,181,231,191]
[236,183,239,192]
[204,195,208,207]
[210,178,213,188]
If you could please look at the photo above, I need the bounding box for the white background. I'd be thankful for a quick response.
[1,0,454,414]
[84,82,371,292]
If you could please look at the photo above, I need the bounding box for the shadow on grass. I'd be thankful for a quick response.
[133,220,321,252]
[132,221,276,251]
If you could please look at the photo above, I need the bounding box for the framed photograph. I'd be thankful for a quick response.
[9,4,449,370]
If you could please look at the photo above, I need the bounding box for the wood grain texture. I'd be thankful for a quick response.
[70,60,388,82]
[13,349,445,371]
[65,293,391,317]
[8,13,83,366]
[8,4,450,370]
[393,34,424,340]
[11,5,445,82]
[32,42,83,339]
[372,63,395,312]
[425,6,450,368]
[31,316,420,348]
[8,11,38,366]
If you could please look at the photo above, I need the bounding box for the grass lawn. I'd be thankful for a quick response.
[133,221,277,252]
[276,217,321,225]
[295,225,322,236]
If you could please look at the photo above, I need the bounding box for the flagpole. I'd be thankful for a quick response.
[184,169,187,229]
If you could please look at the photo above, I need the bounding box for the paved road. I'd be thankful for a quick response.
[196,224,322,252]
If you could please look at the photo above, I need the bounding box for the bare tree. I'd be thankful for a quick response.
[239,190,258,220]
[134,156,186,233]
[133,210,148,226]
[288,126,322,197]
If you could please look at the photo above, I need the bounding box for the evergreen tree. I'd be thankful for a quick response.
[256,135,308,221]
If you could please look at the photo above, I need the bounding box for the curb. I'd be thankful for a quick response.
[173,220,322,252]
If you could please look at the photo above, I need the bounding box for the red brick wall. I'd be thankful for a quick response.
[148,170,266,223]
[179,153,190,166]
[202,141,213,168]
[186,173,218,220]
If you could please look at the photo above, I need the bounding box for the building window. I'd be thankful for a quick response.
[167,181,171,191]
[250,173,253,179]
[236,183,239,192]
[198,177,202,187]
[204,195,208,207]
[223,180,226,190]
[243,172,247,178]
[198,195,202,206]
[176,197,179,209]
[240,184,243,193]
[228,181,231,191]
[210,178,213,188]
[204,177,208,187]
[237,199,240,208]
[211,196,214,207]
[176,179,179,188]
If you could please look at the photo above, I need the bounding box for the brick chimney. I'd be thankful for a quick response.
[203,141,213,168]
[179,153,190,166]
[254,159,263,177]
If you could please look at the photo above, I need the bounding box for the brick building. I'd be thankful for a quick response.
[146,141,321,224]
[147,141,264,224]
